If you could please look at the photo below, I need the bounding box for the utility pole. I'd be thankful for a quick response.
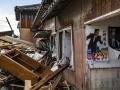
[6,17,15,37]
[6,17,13,32]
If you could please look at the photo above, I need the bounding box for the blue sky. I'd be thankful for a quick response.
[0,0,41,35]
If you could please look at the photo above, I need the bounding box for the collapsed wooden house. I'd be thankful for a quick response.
[0,49,52,84]
[0,49,69,90]
[0,36,70,90]
[30,0,120,90]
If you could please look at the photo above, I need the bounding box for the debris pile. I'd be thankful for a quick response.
[0,36,71,90]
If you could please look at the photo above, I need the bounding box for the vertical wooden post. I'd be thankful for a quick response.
[24,80,31,90]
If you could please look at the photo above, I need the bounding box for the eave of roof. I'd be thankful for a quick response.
[31,0,71,30]
[31,0,53,30]
[15,4,40,21]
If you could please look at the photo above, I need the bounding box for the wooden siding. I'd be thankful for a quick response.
[19,28,33,42]
[43,18,55,33]
[85,0,120,21]
[42,0,120,90]
[56,0,120,90]
[21,18,32,28]
[21,13,36,28]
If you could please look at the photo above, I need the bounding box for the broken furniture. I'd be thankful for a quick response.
[0,49,52,85]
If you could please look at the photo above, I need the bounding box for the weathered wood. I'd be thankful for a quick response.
[0,54,39,84]
[84,8,120,25]
[0,74,7,82]
[24,80,31,90]
[111,0,120,11]
[10,84,24,88]
[30,65,69,90]
[0,36,35,50]
[0,49,54,86]
[51,73,62,90]
[14,49,53,78]
[15,49,41,69]
[11,53,20,59]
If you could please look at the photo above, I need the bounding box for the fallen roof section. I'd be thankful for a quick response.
[0,36,36,51]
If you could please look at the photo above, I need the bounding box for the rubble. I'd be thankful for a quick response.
[0,36,71,90]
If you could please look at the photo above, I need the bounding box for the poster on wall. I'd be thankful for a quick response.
[108,27,120,60]
[86,27,109,62]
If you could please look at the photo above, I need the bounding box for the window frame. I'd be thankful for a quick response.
[56,26,74,70]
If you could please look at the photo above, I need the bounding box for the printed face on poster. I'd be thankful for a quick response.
[86,27,109,62]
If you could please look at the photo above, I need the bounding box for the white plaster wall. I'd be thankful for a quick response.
[85,15,120,68]
[90,68,120,90]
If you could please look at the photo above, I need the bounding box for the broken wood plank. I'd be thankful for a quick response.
[10,84,24,88]
[0,54,39,84]
[30,64,69,90]
[51,73,62,90]
[0,74,7,82]
[15,49,42,70]
[14,49,53,78]
[11,53,20,59]
[24,80,31,90]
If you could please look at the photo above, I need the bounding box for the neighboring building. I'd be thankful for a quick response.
[31,0,120,90]
[15,4,40,42]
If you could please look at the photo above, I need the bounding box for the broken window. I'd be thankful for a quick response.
[57,26,74,69]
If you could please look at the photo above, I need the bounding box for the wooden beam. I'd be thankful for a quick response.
[10,84,24,88]
[30,65,69,90]
[15,49,42,69]
[51,73,62,90]
[0,54,39,84]
[14,49,52,78]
